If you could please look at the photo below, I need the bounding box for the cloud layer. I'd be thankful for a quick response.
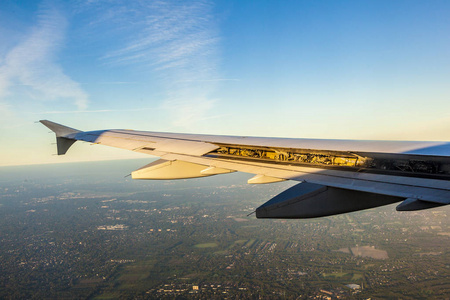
[84,0,220,127]
[0,4,88,111]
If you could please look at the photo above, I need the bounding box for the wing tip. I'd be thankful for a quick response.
[40,120,81,137]
[40,120,81,155]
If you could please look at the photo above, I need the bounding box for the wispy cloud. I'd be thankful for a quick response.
[177,78,239,83]
[0,4,88,111]
[34,107,157,114]
[82,0,221,127]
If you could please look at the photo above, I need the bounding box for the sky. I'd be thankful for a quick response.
[0,0,449,166]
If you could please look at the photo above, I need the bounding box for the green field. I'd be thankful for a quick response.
[194,242,218,248]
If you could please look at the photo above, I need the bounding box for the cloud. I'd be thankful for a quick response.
[35,107,157,114]
[83,0,220,127]
[0,4,88,110]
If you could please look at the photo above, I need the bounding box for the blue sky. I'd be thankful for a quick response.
[1,0,449,166]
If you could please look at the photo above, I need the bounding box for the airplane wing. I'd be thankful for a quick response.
[40,120,450,219]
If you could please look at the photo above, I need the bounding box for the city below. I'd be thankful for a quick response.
[1,159,449,299]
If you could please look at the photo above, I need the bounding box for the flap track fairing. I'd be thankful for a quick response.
[247,174,286,184]
[132,159,234,180]
[200,166,236,175]
[396,198,449,211]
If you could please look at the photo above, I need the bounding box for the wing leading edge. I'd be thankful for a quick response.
[40,120,450,219]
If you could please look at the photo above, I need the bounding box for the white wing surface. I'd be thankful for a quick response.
[40,120,450,219]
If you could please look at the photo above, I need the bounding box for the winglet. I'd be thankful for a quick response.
[39,120,81,137]
[40,120,81,155]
